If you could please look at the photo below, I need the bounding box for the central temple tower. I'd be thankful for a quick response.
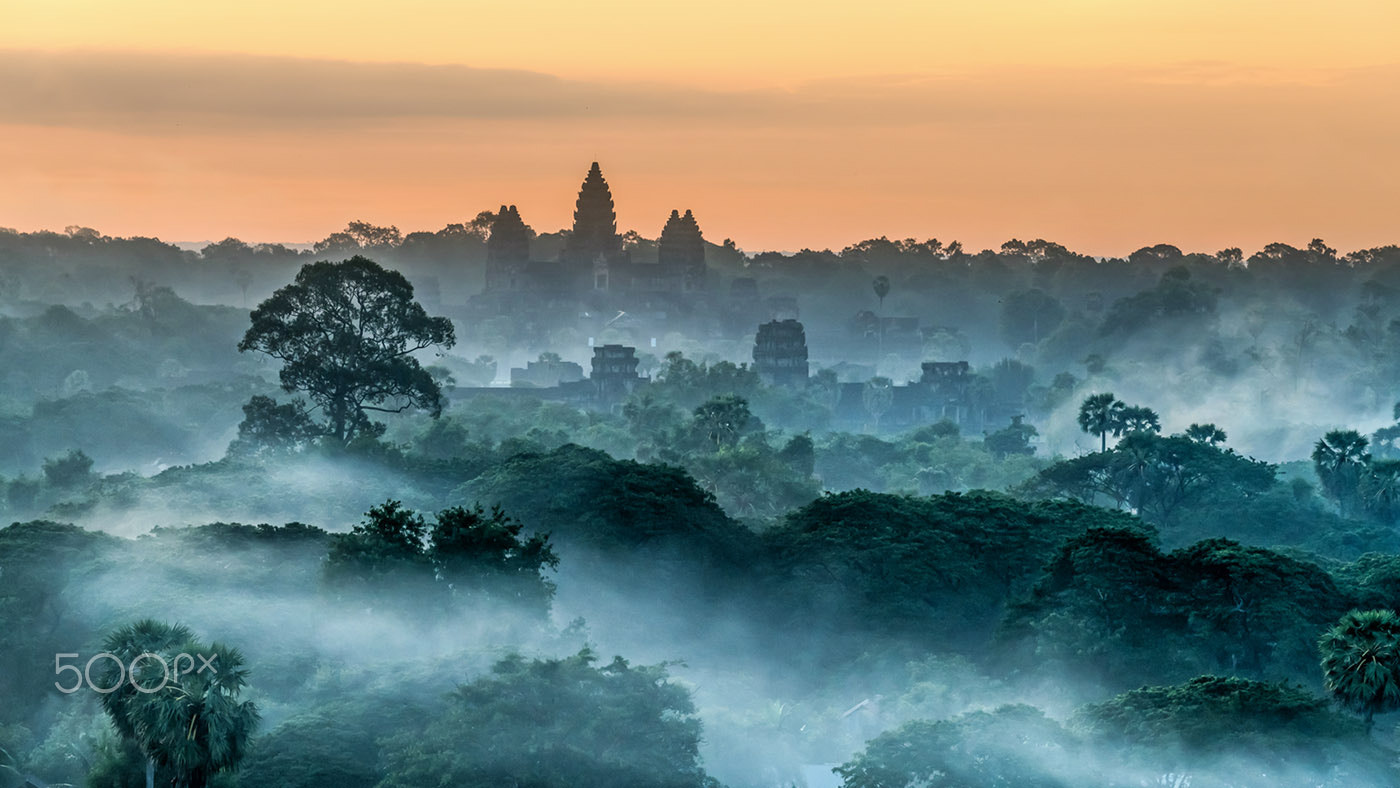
[562,163,623,288]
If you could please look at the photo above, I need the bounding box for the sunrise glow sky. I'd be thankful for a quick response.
[4,0,1399,255]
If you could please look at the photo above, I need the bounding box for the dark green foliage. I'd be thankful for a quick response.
[0,521,117,722]
[237,711,385,788]
[1171,538,1348,676]
[689,394,760,449]
[227,395,321,456]
[325,501,557,610]
[1185,422,1228,445]
[325,500,432,587]
[1117,404,1160,434]
[458,444,755,560]
[1099,265,1218,337]
[836,705,1075,788]
[1004,531,1348,686]
[983,415,1037,458]
[777,433,816,477]
[767,490,1143,646]
[1335,554,1400,609]
[1319,610,1400,728]
[238,256,455,442]
[377,650,713,788]
[999,526,1187,686]
[40,449,95,488]
[1024,431,1275,528]
[429,504,558,608]
[647,352,760,410]
[999,288,1065,346]
[1072,676,1384,785]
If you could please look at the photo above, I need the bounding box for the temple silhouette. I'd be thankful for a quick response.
[451,162,1014,433]
[481,162,708,298]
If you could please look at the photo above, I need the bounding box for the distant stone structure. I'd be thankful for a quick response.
[591,344,644,403]
[753,319,810,388]
[484,204,530,292]
[510,357,585,388]
[479,162,709,300]
[658,209,707,292]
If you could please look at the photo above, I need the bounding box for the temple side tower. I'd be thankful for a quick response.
[659,208,707,291]
[485,204,530,291]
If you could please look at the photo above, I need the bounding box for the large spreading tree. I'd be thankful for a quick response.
[238,256,455,443]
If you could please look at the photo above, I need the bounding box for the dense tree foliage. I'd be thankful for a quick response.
[765,490,1143,647]
[238,257,455,442]
[836,705,1075,788]
[378,650,714,788]
[325,500,557,611]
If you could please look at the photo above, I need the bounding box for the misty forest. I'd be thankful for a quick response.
[10,163,1400,788]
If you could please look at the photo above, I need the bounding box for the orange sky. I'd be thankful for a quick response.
[3,1,1399,255]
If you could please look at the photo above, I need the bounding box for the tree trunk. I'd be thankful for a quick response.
[146,756,155,788]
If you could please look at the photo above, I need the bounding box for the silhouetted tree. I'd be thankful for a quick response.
[1077,393,1125,452]
[238,257,455,443]
[871,275,890,309]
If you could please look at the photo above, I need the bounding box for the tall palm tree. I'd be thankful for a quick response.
[1077,393,1125,452]
[97,620,259,788]
[871,275,891,310]
[1312,429,1371,517]
[1319,609,1400,733]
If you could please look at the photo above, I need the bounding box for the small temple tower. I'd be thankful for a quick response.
[485,205,529,292]
[563,163,623,289]
[658,209,707,291]
[753,319,810,388]
[591,344,642,403]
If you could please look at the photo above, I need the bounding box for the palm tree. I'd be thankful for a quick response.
[1320,610,1400,733]
[1184,423,1227,445]
[1118,405,1161,435]
[1360,460,1400,524]
[1313,429,1371,471]
[1312,429,1371,516]
[871,275,891,310]
[692,395,752,450]
[871,276,891,364]
[1077,393,1125,452]
[97,620,259,788]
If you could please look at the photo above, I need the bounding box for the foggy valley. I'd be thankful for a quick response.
[4,158,1400,788]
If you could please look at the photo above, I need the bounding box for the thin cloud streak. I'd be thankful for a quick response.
[5,49,1399,133]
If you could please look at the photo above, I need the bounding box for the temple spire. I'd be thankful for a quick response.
[563,162,621,265]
